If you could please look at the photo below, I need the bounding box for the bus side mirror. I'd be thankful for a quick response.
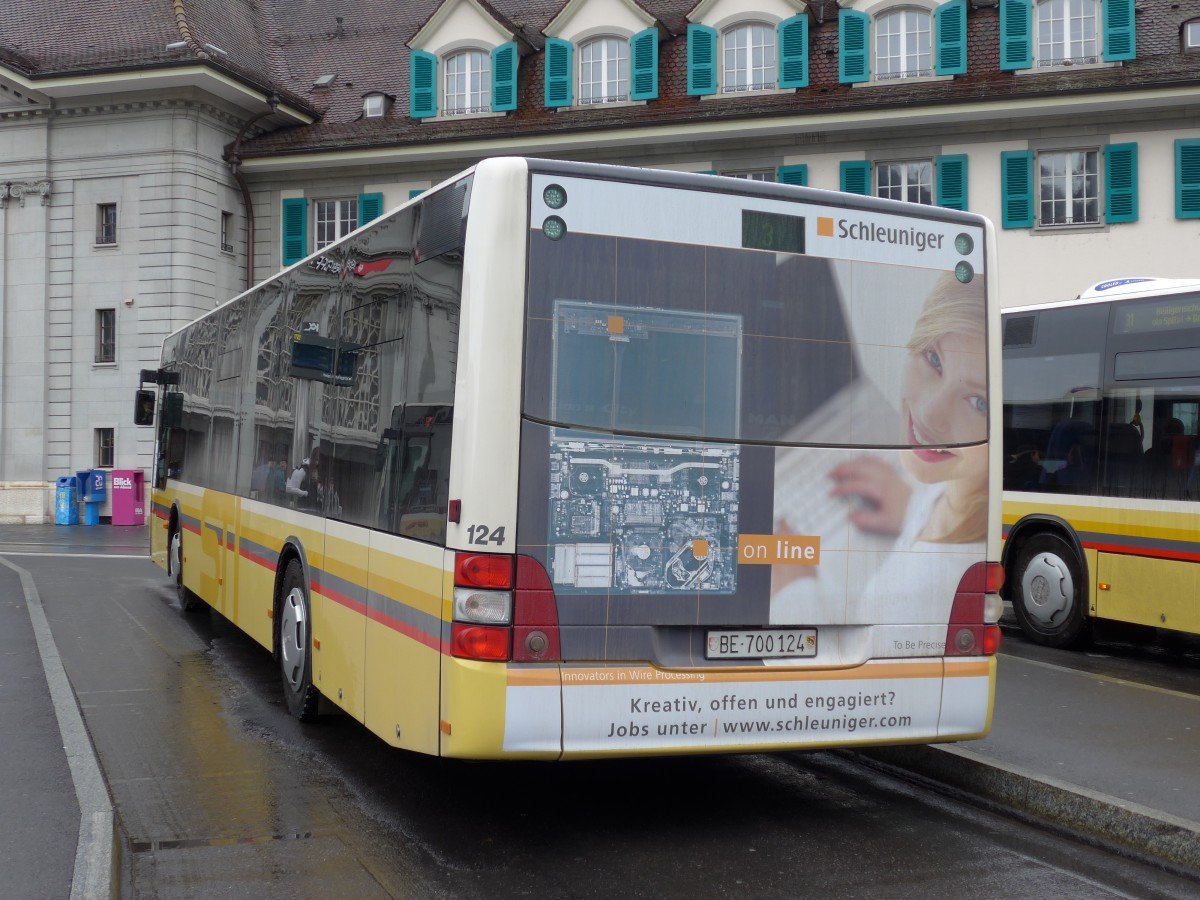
[134,389,155,426]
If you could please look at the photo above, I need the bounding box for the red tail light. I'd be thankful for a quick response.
[455,553,513,589]
[451,624,510,661]
[512,555,561,662]
[945,562,1003,657]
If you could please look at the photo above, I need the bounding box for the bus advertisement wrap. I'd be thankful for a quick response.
[146,159,1001,759]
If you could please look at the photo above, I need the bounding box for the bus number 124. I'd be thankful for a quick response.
[467,524,507,546]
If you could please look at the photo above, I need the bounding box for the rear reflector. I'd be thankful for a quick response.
[513,555,560,662]
[451,623,510,661]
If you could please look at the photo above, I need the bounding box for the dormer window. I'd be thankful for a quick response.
[543,0,662,108]
[722,23,776,92]
[875,8,932,80]
[363,93,388,118]
[1036,0,1098,67]
[410,43,517,118]
[839,2,964,84]
[445,49,491,114]
[580,37,629,104]
[999,0,1135,71]
[1188,20,1200,50]
[686,13,809,97]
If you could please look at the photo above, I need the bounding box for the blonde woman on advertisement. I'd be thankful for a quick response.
[771,273,988,626]
[831,272,988,547]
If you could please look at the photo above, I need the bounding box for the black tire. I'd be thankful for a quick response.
[169,524,205,614]
[1011,532,1089,648]
[278,559,320,721]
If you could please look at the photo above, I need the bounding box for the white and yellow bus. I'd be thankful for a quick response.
[1002,277,1200,647]
[139,157,1003,759]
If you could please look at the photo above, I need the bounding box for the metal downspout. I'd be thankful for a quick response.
[224,93,279,292]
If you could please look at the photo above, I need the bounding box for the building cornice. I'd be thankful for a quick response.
[238,83,1200,172]
[0,63,314,125]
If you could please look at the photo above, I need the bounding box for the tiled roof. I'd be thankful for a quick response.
[4,1,1200,158]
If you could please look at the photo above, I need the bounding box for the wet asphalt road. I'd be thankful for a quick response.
[4,537,1199,898]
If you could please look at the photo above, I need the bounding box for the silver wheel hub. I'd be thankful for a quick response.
[1022,552,1074,628]
[280,587,308,691]
[170,531,182,581]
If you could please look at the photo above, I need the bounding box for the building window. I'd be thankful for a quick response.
[1038,150,1099,226]
[877,160,933,204]
[579,37,629,104]
[1036,0,1099,67]
[721,170,775,182]
[722,23,776,92]
[1186,20,1200,50]
[96,428,115,468]
[313,198,357,250]
[220,212,234,253]
[363,93,387,118]
[96,203,117,245]
[876,9,932,79]
[95,308,116,363]
[444,49,490,114]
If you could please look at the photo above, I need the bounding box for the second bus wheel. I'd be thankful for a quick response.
[278,559,320,721]
[1011,532,1089,648]
[169,524,204,614]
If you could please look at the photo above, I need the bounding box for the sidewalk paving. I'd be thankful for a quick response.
[2,522,1198,894]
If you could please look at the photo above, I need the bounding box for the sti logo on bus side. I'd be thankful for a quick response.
[817,216,945,252]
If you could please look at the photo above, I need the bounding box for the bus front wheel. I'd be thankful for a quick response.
[278,560,319,721]
[1012,532,1088,648]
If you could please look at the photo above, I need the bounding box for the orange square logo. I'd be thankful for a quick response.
[817,217,834,237]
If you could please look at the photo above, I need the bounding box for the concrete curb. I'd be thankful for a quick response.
[855,743,1200,880]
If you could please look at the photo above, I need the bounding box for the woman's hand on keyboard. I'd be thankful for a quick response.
[828,456,910,536]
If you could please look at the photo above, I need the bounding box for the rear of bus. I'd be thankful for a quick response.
[443,159,1002,758]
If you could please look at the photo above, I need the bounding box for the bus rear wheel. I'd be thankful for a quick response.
[278,560,319,721]
[169,525,204,614]
[1011,532,1088,648]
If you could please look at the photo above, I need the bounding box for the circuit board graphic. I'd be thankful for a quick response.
[548,436,740,594]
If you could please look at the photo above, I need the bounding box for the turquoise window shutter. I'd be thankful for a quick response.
[999,0,1032,71]
[687,25,717,96]
[409,189,424,200]
[492,42,518,112]
[778,16,809,89]
[410,50,437,118]
[935,0,967,76]
[281,198,307,266]
[1175,140,1200,219]
[358,193,384,227]
[630,28,659,101]
[840,161,871,195]
[545,38,573,107]
[937,155,969,211]
[777,165,808,186]
[1001,150,1035,228]
[1104,144,1138,224]
[839,11,869,84]
[1103,0,1136,62]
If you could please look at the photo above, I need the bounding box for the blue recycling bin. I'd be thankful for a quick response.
[77,469,107,526]
[55,476,79,525]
